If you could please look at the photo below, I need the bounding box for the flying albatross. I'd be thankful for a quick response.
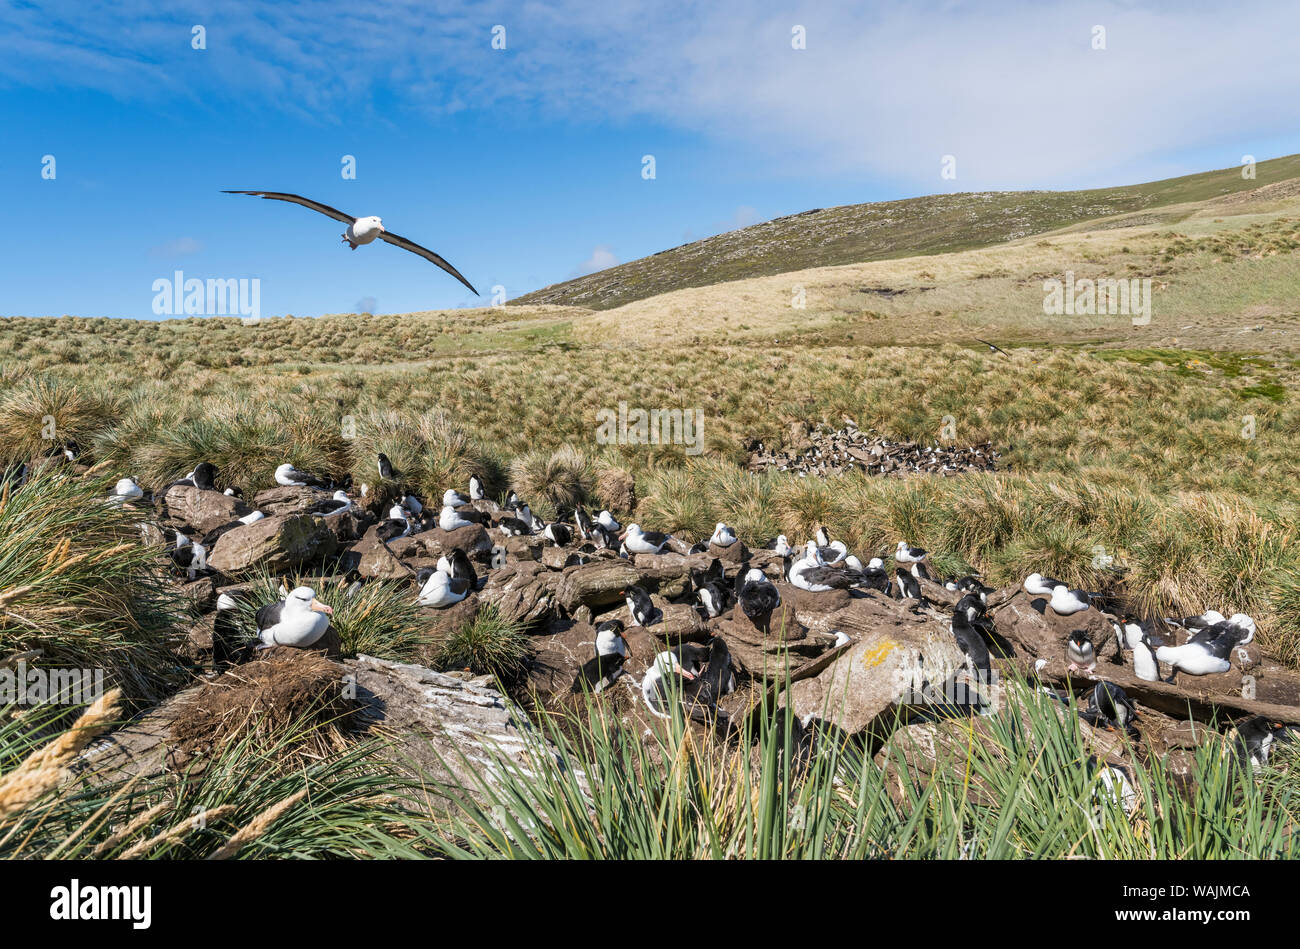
[221,190,478,295]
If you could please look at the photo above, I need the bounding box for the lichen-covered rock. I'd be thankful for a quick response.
[348,654,567,796]
[478,561,559,627]
[206,513,338,574]
[555,559,641,613]
[163,485,252,534]
[251,485,333,517]
[781,595,970,737]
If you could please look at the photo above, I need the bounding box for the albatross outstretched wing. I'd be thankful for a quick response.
[378,230,479,295]
[222,190,357,225]
[974,337,1011,358]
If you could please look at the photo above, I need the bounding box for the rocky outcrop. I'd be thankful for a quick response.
[555,559,641,613]
[347,654,562,796]
[504,534,548,563]
[991,589,1120,674]
[206,513,339,574]
[604,598,708,645]
[746,418,1000,478]
[162,485,252,534]
[252,485,332,517]
[988,587,1300,726]
[713,595,834,681]
[342,526,416,580]
[781,596,972,738]
[478,561,558,627]
[420,525,496,566]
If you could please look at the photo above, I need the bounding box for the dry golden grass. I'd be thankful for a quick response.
[208,787,309,860]
[0,688,120,823]
[509,444,594,514]
[578,199,1300,349]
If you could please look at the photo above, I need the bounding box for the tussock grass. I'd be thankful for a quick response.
[0,376,118,466]
[345,408,502,501]
[429,680,1298,859]
[229,570,429,662]
[110,400,350,492]
[0,471,185,702]
[0,688,121,823]
[636,465,1300,660]
[432,605,531,681]
[509,444,594,515]
[1,329,1294,663]
[0,700,433,858]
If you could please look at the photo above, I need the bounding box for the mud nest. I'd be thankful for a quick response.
[171,648,358,766]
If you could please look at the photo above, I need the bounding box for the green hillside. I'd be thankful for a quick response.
[511,154,1300,310]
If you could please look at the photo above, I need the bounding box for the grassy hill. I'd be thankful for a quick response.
[512,154,1300,310]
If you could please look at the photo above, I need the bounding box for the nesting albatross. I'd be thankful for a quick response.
[222,191,478,295]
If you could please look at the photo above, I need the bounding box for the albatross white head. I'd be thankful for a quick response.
[652,650,696,681]
[286,586,333,618]
[710,522,735,545]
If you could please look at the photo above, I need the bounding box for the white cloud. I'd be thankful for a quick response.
[573,245,618,276]
[354,296,378,313]
[149,236,203,257]
[5,2,1300,189]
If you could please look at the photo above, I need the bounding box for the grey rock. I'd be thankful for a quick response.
[162,485,252,534]
[206,513,338,574]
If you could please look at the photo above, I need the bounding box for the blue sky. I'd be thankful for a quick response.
[4,0,1300,320]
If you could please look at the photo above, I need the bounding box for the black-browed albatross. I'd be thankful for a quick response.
[222,191,478,295]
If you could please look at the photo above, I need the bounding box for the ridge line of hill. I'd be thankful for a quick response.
[511,154,1300,310]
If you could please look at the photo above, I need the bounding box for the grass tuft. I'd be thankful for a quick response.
[432,605,531,682]
[0,470,185,703]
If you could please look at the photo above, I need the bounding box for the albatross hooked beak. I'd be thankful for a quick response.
[310,598,334,616]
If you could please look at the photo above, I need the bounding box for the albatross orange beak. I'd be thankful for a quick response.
[310,599,334,616]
